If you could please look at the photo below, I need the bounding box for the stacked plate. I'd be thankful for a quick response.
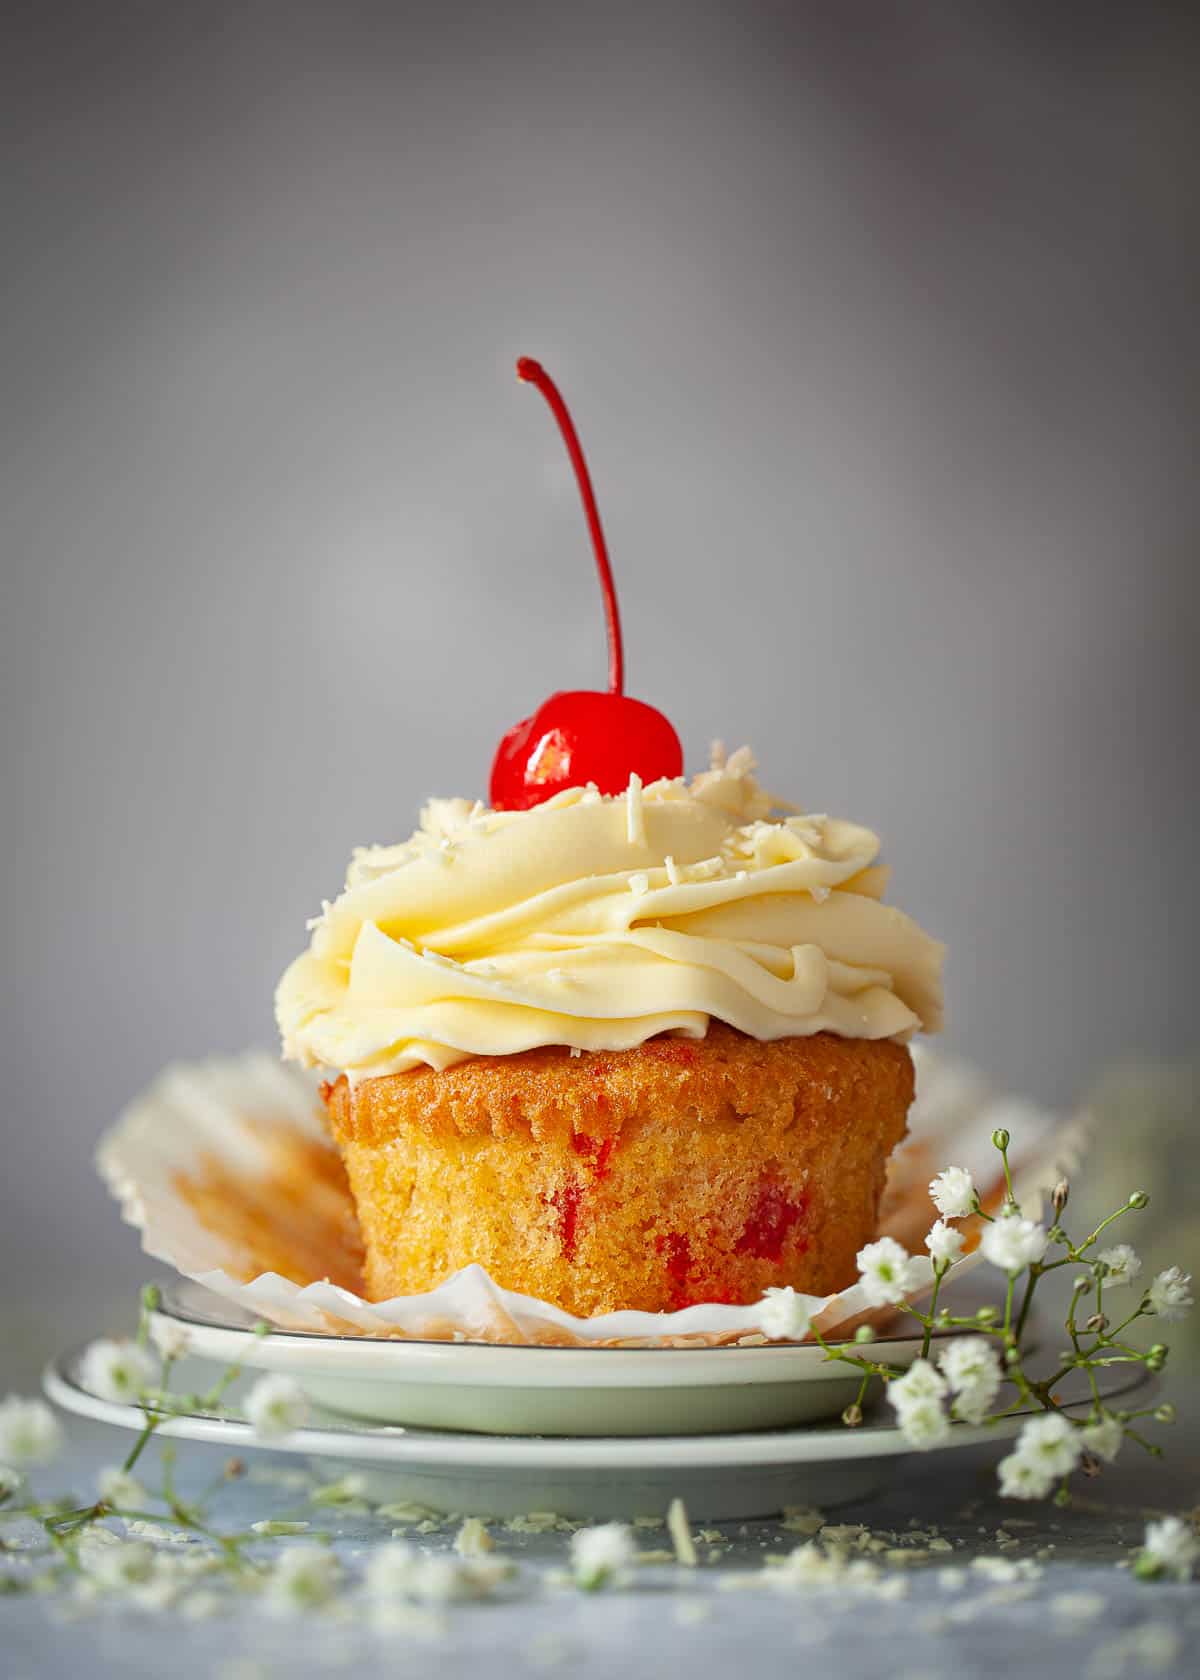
[45,1279,1151,1521]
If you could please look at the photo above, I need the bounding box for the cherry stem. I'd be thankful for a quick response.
[516,356,624,695]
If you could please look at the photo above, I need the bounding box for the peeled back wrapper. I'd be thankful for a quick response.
[96,1045,1086,1346]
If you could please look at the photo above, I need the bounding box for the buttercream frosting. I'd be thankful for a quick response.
[276,748,944,1079]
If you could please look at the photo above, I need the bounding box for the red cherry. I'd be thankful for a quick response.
[490,357,684,811]
[491,689,684,811]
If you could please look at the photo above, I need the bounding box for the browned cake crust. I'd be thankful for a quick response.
[323,1025,914,1316]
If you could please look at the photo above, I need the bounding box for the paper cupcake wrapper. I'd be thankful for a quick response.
[97,1044,1086,1346]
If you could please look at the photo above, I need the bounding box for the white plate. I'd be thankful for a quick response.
[45,1343,1152,1522]
[151,1279,952,1436]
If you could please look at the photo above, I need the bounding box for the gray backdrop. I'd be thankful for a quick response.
[2,2,1197,1367]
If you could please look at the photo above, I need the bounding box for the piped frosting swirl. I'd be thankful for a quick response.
[276,748,944,1080]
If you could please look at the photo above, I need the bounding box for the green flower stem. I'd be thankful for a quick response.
[921,1263,947,1358]
[117,1351,180,1480]
[200,1364,249,1411]
[160,1441,178,1507]
[1013,1265,1040,1343]
[39,1522,82,1573]
[157,1441,203,1525]
[121,1415,160,1475]
[1099,1337,1150,1357]
[1075,1202,1138,1257]
[995,1140,1017,1208]
[41,1506,100,1537]
[810,1323,903,1386]
[136,1284,162,1350]
[1037,1210,1138,1278]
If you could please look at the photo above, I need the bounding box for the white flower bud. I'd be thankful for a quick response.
[244,1376,309,1442]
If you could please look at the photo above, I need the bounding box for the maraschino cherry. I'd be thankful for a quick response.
[489,357,684,811]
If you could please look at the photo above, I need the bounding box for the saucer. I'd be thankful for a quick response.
[45,1339,1152,1522]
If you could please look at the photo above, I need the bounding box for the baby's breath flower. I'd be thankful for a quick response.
[79,1339,157,1405]
[1134,1516,1199,1583]
[759,1286,812,1341]
[1096,1244,1141,1289]
[997,1449,1055,1501]
[925,1220,965,1267]
[1012,1412,1082,1480]
[244,1375,309,1442]
[1146,1267,1193,1322]
[928,1166,975,1220]
[569,1523,635,1590]
[1081,1412,1124,1465]
[267,1544,341,1611]
[364,1541,420,1600]
[855,1237,920,1307]
[888,1360,950,1449]
[365,1541,511,1604]
[81,1538,157,1590]
[937,1337,1002,1425]
[889,1358,947,1408]
[893,1395,950,1450]
[97,1466,148,1509]
[0,1396,63,1466]
[152,1324,191,1361]
[412,1555,513,1603]
[980,1215,1049,1276]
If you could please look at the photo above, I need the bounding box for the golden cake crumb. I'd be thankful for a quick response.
[323,1025,913,1315]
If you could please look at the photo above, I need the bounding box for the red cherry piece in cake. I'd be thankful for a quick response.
[734,1182,810,1262]
[547,1179,584,1262]
[490,358,683,811]
[655,1230,693,1310]
[570,1132,618,1179]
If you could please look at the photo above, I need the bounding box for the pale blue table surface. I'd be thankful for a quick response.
[5,1415,1199,1680]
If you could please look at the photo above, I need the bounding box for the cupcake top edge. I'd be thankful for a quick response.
[275,745,945,1081]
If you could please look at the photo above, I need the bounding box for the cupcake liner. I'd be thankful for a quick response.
[97,1044,1086,1346]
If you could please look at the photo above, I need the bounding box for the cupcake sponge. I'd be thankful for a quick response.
[323,1025,913,1316]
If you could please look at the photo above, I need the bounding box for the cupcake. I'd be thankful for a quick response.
[275,359,944,1316]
